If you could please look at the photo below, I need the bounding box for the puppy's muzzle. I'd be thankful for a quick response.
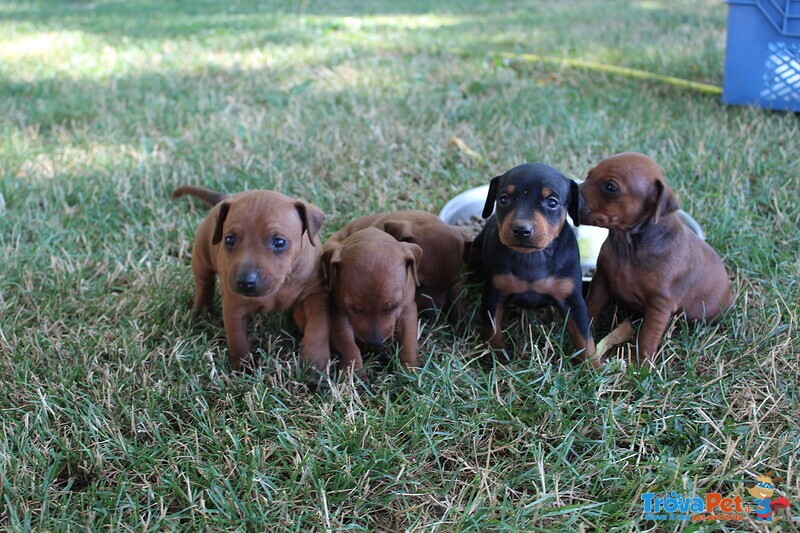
[512,223,533,238]
[508,221,545,249]
[580,206,601,226]
[358,325,391,347]
[363,333,388,347]
[235,270,263,297]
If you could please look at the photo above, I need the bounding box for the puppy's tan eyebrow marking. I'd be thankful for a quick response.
[541,187,553,197]
[505,185,515,194]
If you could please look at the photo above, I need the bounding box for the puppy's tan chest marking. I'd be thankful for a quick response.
[492,273,574,300]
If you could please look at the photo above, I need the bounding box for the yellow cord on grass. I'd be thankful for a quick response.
[453,48,724,95]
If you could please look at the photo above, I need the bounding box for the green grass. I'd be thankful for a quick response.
[1,0,798,530]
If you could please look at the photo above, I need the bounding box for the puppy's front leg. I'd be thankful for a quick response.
[637,299,674,367]
[296,292,332,372]
[586,267,611,326]
[330,311,364,377]
[563,293,599,368]
[192,264,216,313]
[480,283,507,350]
[397,302,420,369]
[222,301,252,371]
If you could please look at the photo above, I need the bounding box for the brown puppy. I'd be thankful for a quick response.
[322,227,422,376]
[173,185,330,372]
[580,153,733,366]
[326,210,469,324]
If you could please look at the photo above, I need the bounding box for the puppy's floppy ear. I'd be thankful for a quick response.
[295,202,326,245]
[481,175,502,219]
[211,202,231,245]
[652,180,679,224]
[402,242,423,287]
[567,179,582,227]
[320,246,341,291]
[383,220,415,243]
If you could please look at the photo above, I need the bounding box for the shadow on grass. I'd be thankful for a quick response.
[1,0,480,44]
[0,0,728,139]
[1,0,724,84]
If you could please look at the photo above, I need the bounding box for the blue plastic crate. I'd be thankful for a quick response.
[724,0,800,111]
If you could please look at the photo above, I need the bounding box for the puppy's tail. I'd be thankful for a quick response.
[172,185,227,206]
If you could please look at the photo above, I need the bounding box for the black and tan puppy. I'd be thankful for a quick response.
[173,185,330,372]
[580,152,733,366]
[323,227,423,376]
[468,163,598,366]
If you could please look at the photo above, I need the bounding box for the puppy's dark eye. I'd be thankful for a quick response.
[545,197,559,209]
[604,182,619,194]
[383,304,399,314]
[224,234,236,249]
[272,237,288,251]
[497,193,511,206]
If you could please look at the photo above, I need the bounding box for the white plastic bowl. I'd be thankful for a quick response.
[439,184,705,281]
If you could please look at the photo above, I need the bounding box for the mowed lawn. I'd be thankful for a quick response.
[1,0,798,530]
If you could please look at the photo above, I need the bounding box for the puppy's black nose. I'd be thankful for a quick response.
[236,272,260,294]
[512,224,533,237]
[365,328,386,346]
[365,336,385,346]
